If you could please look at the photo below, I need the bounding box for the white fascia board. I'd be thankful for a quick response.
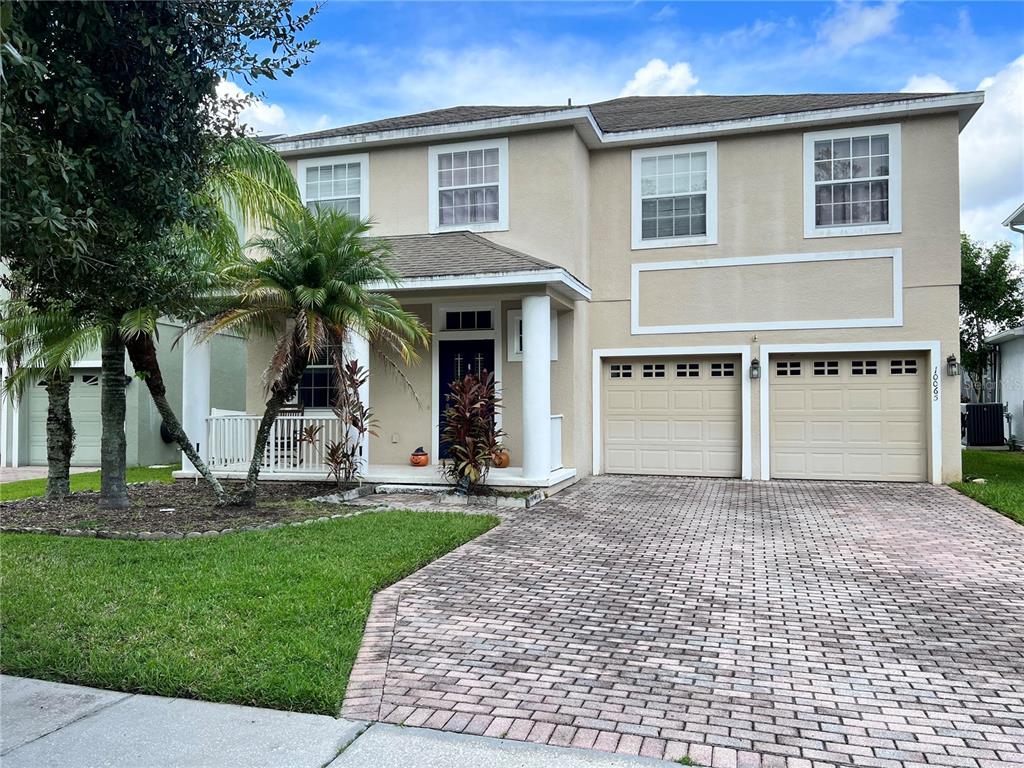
[368,268,592,302]
[269,92,984,156]
[1002,202,1024,228]
[985,326,1024,345]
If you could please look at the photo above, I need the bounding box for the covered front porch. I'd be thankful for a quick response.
[175,232,591,490]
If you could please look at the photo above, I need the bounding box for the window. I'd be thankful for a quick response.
[890,358,918,375]
[609,363,632,379]
[851,359,878,376]
[428,138,508,233]
[710,362,735,378]
[676,362,700,378]
[297,353,337,409]
[813,360,840,376]
[776,361,801,376]
[632,142,718,249]
[804,124,900,238]
[642,363,666,378]
[298,154,369,217]
[445,310,492,331]
[81,374,99,385]
[506,309,558,362]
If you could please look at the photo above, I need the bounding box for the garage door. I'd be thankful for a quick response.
[770,354,927,481]
[28,371,102,466]
[603,357,741,477]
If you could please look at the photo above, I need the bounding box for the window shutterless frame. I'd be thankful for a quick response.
[297,153,370,218]
[631,141,718,250]
[428,137,509,234]
[803,124,901,238]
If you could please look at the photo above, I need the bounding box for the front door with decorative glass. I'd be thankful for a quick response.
[438,339,495,459]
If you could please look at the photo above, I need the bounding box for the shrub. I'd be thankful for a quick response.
[440,370,504,494]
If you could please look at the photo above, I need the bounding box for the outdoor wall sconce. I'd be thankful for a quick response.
[749,357,761,379]
[946,354,961,377]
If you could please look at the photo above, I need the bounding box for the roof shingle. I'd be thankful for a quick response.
[381,231,561,280]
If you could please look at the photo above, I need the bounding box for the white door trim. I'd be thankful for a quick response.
[431,301,503,463]
[758,341,942,484]
[592,345,752,480]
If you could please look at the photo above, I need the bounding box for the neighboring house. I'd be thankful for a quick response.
[0,319,246,469]
[983,326,1024,443]
[185,91,984,487]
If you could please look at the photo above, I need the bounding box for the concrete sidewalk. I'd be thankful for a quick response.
[0,676,677,768]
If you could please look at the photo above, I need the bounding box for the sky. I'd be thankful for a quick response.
[225,1,1024,255]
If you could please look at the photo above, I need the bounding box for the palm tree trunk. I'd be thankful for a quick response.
[124,335,229,504]
[99,333,130,509]
[44,373,75,500]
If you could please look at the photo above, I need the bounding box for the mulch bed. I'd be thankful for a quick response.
[0,480,356,535]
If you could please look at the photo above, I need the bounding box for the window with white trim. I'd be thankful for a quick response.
[298,154,369,217]
[642,363,666,378]
[676,362,699,378]
[851,359,878,376]
[297,351,337,409]
[890,358,918,375]
[609,363,632,379]
[445,310,492,331]
[710,362,735,378]
[632,142,717,249]
[428,138,508,233]
[804,124,900,238]
[776,361,801,376]
[506,309,558,362]
[813,360,840,376]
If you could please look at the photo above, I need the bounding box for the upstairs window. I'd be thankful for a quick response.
[804,124,900,238]
[429,138,508,233]
[298,154,369,217]
[632,142,718,249]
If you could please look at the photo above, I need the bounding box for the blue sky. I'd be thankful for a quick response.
[226,1,1024,251]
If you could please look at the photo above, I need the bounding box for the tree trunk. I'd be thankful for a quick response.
[99,333,130,509]
[230,332,307,506]
[124,334,229,504]
[44,373,75,500]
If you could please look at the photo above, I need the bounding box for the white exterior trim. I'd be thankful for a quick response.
[297,152,370,218]
[269,92,983,154]
[631,141,718,249]
[427,137,509,234]
[430,301,503,464]
[758,341,943,484]
[367,268,592,302]
[630,248,903,335]
[592,346,753,480]
[506,308,558,362]
[803,123,902,239]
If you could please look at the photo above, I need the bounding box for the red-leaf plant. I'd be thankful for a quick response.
[440,370,505,494]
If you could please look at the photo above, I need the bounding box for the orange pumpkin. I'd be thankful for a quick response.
[410,450,429,467]
[491,450,510,469]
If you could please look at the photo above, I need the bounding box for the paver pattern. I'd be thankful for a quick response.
[343,476,1024,768]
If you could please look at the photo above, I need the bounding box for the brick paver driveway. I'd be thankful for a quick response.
[343,477,1024,768]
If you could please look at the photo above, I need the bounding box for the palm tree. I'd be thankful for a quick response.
[195,206,430,505]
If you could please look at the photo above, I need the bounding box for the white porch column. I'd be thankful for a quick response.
[347,331,370,473]
[521,295,551,480]
[181,330,211,472]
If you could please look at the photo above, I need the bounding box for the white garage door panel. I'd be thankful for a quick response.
[27,371,102,466]
[770,354,927,482]
[603,357,741,478]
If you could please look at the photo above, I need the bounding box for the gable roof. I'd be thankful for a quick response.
[268,91,982,148]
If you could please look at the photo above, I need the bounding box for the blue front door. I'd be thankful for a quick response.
[438,339,495,459]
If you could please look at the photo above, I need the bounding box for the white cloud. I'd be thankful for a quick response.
[959,55,1024,257]
[216,79,330,136]
[900,74,956,93]
[818,1,900,54]
[620,59,699,97]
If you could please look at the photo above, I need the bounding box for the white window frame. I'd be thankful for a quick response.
[507,308,558,362]
[428,137,509,234]
[297,153,370,218]
[803,123,901,239]
[631,141,718,250]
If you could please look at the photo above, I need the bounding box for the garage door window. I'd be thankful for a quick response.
[890,358,918,375]
[851,360,878,375]
[609,363,633,379]
[82,374,99,386]
[642,363,666,378]
[676,362,699,378]
[711,362,735,377]
[813,360,840,376]
[776,361,801,376]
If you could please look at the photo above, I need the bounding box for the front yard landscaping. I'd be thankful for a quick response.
[952,449,1024,525]
[0,464,179,502]
[0,509,498,714]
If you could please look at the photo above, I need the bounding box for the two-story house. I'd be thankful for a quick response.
[186,91,983,489]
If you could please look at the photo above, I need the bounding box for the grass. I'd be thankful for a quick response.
[0,464,178,501]
[0,510,498,714]
[951,449,1024,525]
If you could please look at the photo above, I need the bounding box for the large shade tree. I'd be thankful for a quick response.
[196,208,430,505]
[0,1,317,508]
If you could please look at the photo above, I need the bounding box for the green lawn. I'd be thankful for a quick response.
[952,449,1024,526]
[0,510,498,714]
[0,464,178,501]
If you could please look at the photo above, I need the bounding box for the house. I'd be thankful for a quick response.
[0,315,247,469]
[182,91,985,488]
[982,326,1023,444]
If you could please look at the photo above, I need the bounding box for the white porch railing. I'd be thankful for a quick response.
[206,414,347,474]
[550,414,563,471]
